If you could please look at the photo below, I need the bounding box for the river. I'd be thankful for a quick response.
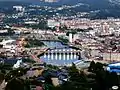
[40,41,81,66]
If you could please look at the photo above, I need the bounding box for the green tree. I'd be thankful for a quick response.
[66,31,77,36]
[0,73,4,85]
[95,62,104,72]
[5,78,25,90]
[88,61,96,72]
[58,36,69,44]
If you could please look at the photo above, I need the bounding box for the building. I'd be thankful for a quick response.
[44,0,58,2]
[69,33,73,43]
[0,39,16,53]
[24,21,39,25]
[101,52,120,62]
[13,6,25,12]
[47,20,60,28]
[0,30,8,33]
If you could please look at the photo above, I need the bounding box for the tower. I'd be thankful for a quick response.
[69,33,73,43]
[102,22,109,34]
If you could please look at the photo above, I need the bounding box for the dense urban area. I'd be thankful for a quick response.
[0,0,120,90]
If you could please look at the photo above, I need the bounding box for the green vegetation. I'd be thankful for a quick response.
[46,64,59,70]
[49,62,120,90]
[24,20,47,29]
[59,25,68,31]
[66,31,77,36]
[0,60,120,90]
[66,63,90,90]
[24,38,45,48]
[0,38,3,42]
[58,36,69,44]
[7,28,14,35]
[22,58,36,64]
[88,61,119,90]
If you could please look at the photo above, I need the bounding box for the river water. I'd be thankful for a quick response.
[40,41,81,66]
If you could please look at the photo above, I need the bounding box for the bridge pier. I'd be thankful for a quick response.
[51,52,54,60]
[63,53,66,60]
[55,53,58,60]
[44,53,46,58]
[67,54,69,60]
[42,48,81,63]
[59,53,62,60]
[47,50,50,60]
[73,49,77,59]
[58,49,61,60]
[70,49,73,60]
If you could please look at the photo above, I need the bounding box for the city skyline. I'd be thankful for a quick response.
[0,0,120,90]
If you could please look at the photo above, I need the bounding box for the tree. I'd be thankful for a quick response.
[69,63,87,84]
[77,29,84,32]
[0,73,4,84]
[59,25,68,31]
[95,62,104,72]
[87,27,93,30]
[58,36,69,44]
[43,62,47,67]
[66,31,77,36]
[69,63,78,74]
[7,28,14,35]
[108,72,118,86]
[5,78,25,90]
[24,38,45,48]
[88,61,96,72]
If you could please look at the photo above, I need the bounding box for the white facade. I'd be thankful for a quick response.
[24,21,39,24]
[45,0,58,2]
[69,33,73,43]
[0,39,16,53]
[47,20,60,28]
[0,40,15,46]
[13,6,25,12]
[102,52,120,61]
[0,30,8,33]
[73,34,79,41]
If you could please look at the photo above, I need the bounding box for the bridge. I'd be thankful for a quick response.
[22,33,58,41]
[43,48,81,61]
[26,48,48,63]
[45,48,81,54]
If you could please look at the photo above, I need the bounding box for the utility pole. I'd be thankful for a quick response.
[110,49,111,62]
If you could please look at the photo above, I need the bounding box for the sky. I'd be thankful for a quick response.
[0,0,46,3]
[0,0,39,3]
[0,0,40,1]
[0,0,34,1]
[0,0,21,1]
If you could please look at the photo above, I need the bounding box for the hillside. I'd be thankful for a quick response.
[1,0,120,18]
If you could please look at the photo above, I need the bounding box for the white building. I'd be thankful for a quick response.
[101,52,120,61]
[13,6,25,12]
[69,33,73,43]
[45,0,58,3]
[47,20,60,28]
[0,30,8,33]
[73,34,79,42]
[0,39,15,45]
[24,21,39,25]
[0,39,16,53]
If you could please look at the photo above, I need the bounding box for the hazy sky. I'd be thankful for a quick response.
[0,0,38,2]
[0,0,42,2]
[0,0,21,1]
[0,0,20,1]
[0,0,34,1]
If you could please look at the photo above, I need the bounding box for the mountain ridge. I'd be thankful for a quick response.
[1,0,120,18]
